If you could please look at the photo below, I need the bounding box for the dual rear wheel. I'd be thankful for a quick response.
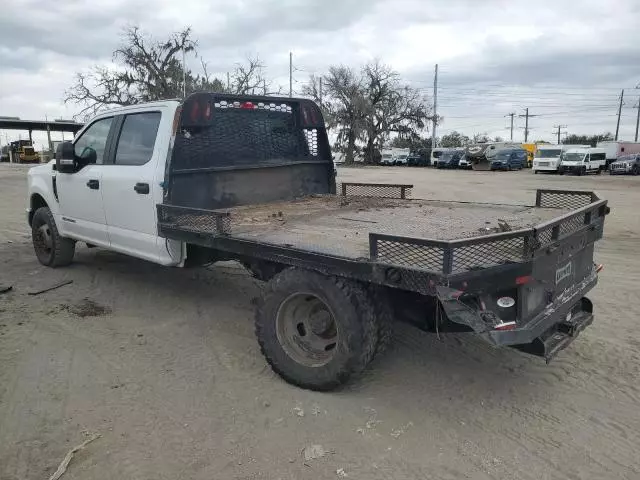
[255,268,393,391]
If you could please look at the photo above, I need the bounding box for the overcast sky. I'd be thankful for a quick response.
[2,0,640,148]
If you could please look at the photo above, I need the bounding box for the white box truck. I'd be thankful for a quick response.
[597,141,640,167]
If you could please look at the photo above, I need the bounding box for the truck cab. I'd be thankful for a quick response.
[559,147,606,175]
[27,100,184,266]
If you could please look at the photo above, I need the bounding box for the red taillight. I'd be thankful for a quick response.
[596,264,604,273]
[189,102,200,122]
[494,321,516,331]
[204,102,212,120]
[240,101,256,109]
[515,275,532,285]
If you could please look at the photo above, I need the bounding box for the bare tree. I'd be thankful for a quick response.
[228,56,277,95]
[65,26,275,120]
[361,60,431,163]
[311,66,368,164]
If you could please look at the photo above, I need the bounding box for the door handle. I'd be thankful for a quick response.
[86,179,100,190]
[134,182,150,194]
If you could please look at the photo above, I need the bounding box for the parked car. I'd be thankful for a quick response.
[380,152,395,165]
[395,154,409,166]
[430,147,449,167]
[458,154,472,170]
[610,153,640,175]
[436,150,463,169]
[407,152,430,166]
[490,149,527,171]
[597,141,640,168]
[559,147,606,175]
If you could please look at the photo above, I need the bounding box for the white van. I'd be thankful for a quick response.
[431,147,453,167]
[533,144,589,174]
[559,147,607,175]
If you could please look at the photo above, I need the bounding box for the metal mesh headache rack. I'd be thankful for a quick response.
[158,184,608,277]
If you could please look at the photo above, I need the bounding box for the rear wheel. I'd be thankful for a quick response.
[633,165,639,176]
[255,268,378,390]
[31,207,75,267]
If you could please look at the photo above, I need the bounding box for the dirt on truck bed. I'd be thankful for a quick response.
[2,163,640,480]
[180,195,568,260]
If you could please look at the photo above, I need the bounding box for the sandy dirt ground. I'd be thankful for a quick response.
[1,163,639,480]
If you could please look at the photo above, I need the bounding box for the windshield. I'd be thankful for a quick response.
[398,155,407,159]
[495,151,512,160]
[618,155,637,162]
[563,152,586,163]
[536,149,562,158]
[382,154,392,159]
[433,151,443,158]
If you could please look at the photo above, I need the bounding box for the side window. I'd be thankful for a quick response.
[584,154,590,162]
[73,117,113,164]
[115,112,161,166]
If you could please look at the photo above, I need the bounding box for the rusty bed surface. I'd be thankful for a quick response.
[212,195,569,259]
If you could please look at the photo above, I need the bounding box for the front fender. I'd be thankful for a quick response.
[27,170,60,225]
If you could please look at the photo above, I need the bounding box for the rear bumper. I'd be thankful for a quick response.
[489,271,598,360]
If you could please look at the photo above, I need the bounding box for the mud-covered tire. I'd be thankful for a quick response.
[31,207,75,267]
[255,268,378,391]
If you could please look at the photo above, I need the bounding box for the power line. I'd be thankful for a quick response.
[432,64,438,147]
[553,125,567,144]
[518,108,538,142]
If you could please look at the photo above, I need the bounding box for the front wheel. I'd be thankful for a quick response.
[255,268,378,391]
[31,207,75,267]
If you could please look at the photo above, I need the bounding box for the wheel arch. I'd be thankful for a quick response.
[28,193,49,226]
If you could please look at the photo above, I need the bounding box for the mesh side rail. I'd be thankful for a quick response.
[370,230,534,274]
[157,204,231,235]
[339,182,413,199]
[534,197,608,248]
[535,189,598,209]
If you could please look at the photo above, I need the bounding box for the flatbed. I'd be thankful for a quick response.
[160,192,569,261]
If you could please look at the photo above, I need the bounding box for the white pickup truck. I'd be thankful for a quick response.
[28,101,184,267]
[26,93,609,391]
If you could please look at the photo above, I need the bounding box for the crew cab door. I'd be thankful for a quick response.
[55,116,114,246]
[100,109,176,264]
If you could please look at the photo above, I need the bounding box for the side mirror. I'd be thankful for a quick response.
[56,142,76,173]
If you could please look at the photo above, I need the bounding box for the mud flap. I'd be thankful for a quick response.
[435,285,493,338]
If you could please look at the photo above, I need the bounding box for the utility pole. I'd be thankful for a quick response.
[319,77,323,104]
[432,64,438,148]
[289,52,293,98]
[505,112,515,141]
[519,108,537,142]
[263,79,267,95]
[553,125,567,144]
[226,72,230,92]
[634,101,640,142]
[615,89,624,141]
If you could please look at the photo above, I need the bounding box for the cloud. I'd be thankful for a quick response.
[2,0,640,147]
